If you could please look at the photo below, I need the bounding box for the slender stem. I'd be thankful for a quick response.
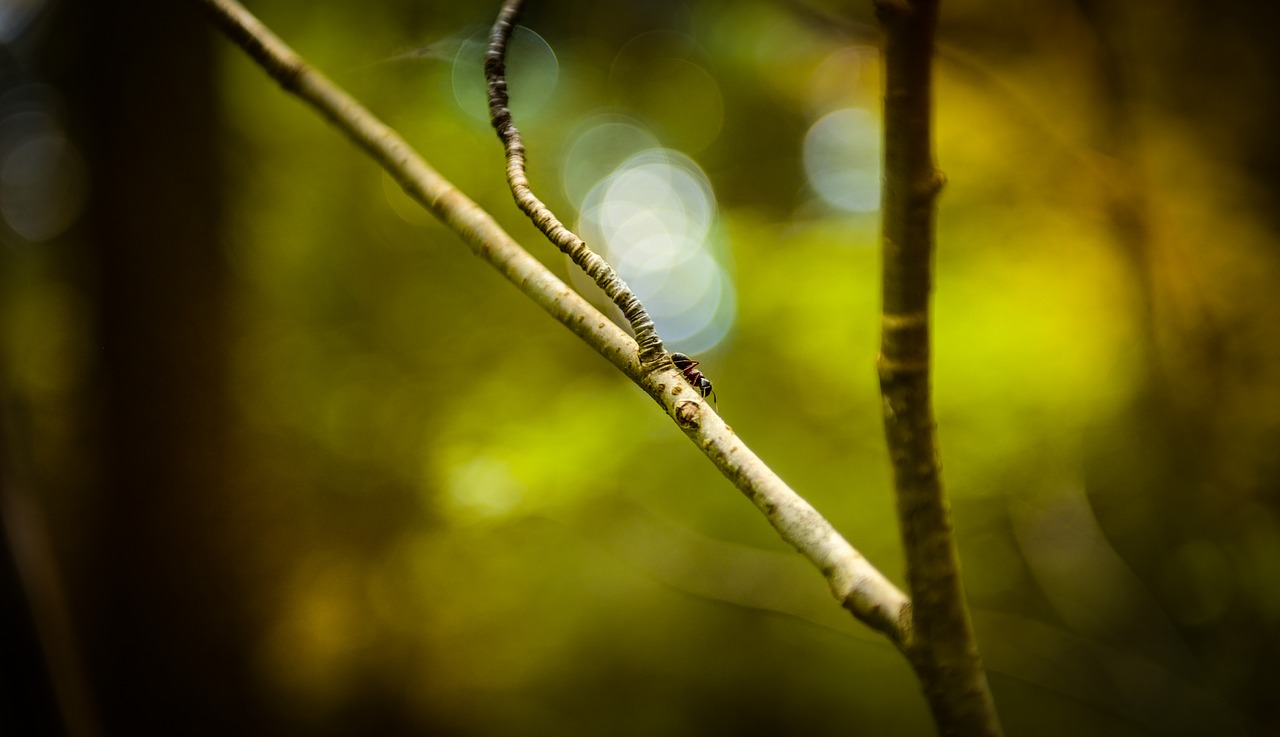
[874,1,1004,734]
[484,0,666,368]
[195,0,910,646]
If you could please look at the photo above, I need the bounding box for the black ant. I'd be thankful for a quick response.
[670,352,717,406]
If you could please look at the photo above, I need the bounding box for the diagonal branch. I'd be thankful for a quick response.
[874,0,1004,734]
[485,0,665,369]
[195,0,910,647]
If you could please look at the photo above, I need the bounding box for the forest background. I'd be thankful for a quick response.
[2,0,1279,735]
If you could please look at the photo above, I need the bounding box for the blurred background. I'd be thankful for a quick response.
[2,0,1278,734]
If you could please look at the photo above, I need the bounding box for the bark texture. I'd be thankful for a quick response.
[874,1,1004,734]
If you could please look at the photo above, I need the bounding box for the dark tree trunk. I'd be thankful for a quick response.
[56,1,262,733]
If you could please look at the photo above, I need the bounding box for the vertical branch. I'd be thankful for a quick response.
[196,0,912,649]
[874,1,1004,735]
[485,0,667,368]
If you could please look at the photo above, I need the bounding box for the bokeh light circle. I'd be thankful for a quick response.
[0,86,88,243]
[803,107,881,213]
[610,31,723,153]
[451,26,558,122]
[807,46,868,115]
[573,142,733,353]
[562,115,660,207]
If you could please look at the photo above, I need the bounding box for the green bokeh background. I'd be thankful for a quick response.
[3,0,1279,734]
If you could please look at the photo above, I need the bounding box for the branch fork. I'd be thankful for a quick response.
[195,0,909,649]
[198,0,1003,730]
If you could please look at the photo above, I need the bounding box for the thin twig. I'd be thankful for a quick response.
[484,0,666,369]
[874,0,1004,734]
[195,0,910,647]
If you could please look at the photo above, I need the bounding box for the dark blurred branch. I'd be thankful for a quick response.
[485,0,667,369]
[1073,0,1226,408]
[195,0,910,646]
[874,0,1003,734]
[0,400,99,736]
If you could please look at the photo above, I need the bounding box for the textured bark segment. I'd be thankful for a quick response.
[876,1,1005,735]
[484,0,666,368]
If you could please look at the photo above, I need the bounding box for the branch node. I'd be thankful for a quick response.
[931,169,948,195]
[674,400,702,429]
[276,58,307,92]
[882,312,929,330]
[877,356,930,379]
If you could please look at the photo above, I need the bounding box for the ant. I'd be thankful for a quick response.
[670,352,717,406]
